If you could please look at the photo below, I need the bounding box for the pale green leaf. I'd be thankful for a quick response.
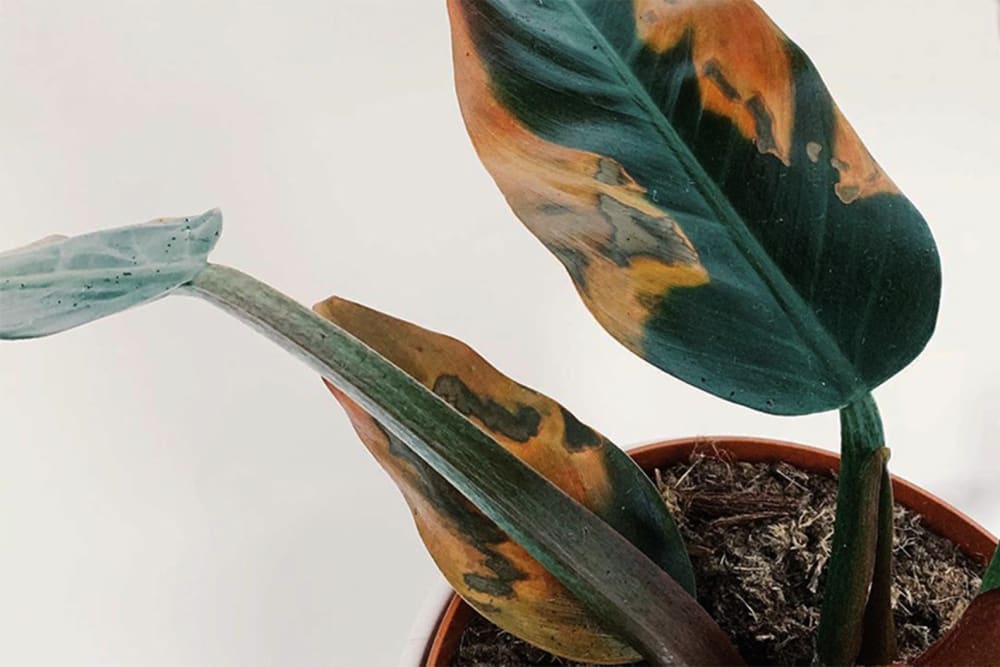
[0,209,221,339]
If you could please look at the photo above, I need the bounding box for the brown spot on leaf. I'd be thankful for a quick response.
[548,243,590,290]
[598,194,699,267]
[377,423,529,599]
[746,95,779,159]
[559,406,603,452]
[433,375,541,443]
[594,157,631,186]
[836,185,861,204]
[703,59,741,101]
[830,158,863,203]
[807,142,823,163]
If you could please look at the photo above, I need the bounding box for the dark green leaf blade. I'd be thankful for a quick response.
[448,0,940,415]
[0,210,222,339]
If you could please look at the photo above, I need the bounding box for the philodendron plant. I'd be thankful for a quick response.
[1,1,997,665]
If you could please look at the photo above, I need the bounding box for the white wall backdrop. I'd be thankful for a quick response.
[0,1,997,664]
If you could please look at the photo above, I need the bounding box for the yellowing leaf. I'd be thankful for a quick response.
[315,296,693,664]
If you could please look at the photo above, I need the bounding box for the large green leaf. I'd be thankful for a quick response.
[0,210,221,339]
[315,295,693,663]
[448,0,940,415]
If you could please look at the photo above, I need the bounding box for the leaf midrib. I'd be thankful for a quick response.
[560,0,860,400]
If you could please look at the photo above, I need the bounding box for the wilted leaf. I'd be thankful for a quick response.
[448,0,939,415]
[0,210,221,339]
[315,296,695,664]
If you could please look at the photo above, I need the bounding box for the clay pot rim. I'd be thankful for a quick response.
[421,436,999,666]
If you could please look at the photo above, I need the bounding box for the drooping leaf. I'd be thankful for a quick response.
[913,590,1000,666]
[186,264,743,665]
[314,295,695,663]
[0,210,222,339]
[448,0,940,415]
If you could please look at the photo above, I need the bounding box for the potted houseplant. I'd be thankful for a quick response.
[1,1,997,665]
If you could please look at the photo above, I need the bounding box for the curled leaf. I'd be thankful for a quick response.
[0,209,222,339]
[315,296,695,664]
[448,0,939,415]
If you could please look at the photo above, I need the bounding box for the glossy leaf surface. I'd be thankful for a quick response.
[0,210,221,339]
[448,0,940,415]
[315,296,695,663]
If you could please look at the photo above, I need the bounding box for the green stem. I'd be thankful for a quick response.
[857,466,897,665]
[817,394,896,666]
[180,264,743,667]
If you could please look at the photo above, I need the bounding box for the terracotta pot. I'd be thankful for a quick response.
[418,436,999,666]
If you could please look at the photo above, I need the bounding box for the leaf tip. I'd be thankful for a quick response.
[184,207,224,250]
[0,209,226,340]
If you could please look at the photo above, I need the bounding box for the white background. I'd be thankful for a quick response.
[1,1,998,665]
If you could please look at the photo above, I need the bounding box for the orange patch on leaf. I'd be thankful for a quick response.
[315,295,641,663]
[829,107,900,203]
[635,0,795,165]
[635,0,898,202]
[448,0,707,351]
